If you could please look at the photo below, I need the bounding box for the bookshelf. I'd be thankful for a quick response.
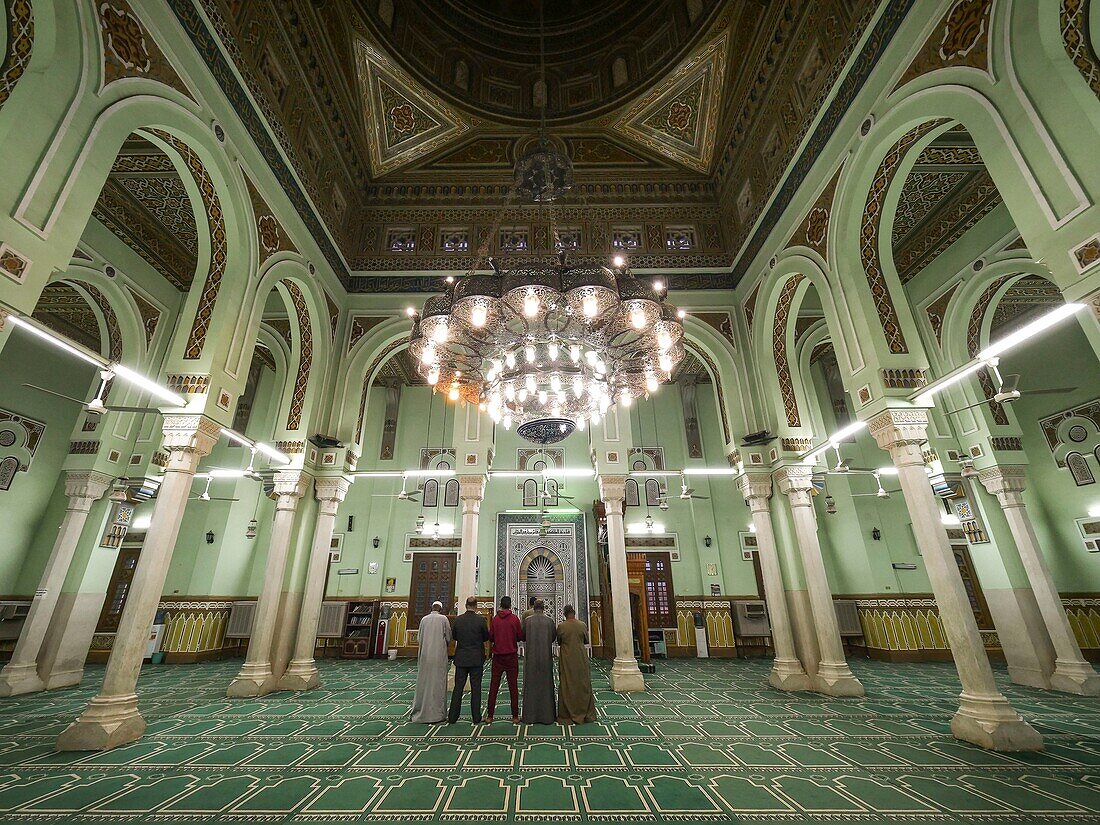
[342,599,378,658]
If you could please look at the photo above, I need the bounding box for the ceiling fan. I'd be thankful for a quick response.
[944,362,1075,416]
[188,476,238,503]
[851,472,893,499]
[664,472,708,501]
[23,369,162,416]
[538,478,574,503]
[206,448,275,484]
[371,474,422,502]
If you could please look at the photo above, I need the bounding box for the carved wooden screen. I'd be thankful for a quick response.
[643,552,675,628]
[97,546,141,633]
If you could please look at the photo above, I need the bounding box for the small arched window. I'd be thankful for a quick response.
[625,478,640,507]
[422,479,439,507]
[645,478,662,507]
[544,478,559,507]
[522,479,538,507]
[444,478,459,508]
[1067,452,1095,486]
[612,56,628,88]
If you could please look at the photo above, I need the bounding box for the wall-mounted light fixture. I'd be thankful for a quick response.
[824,494,837,515]
[246,519,258,540]
[372,536,381,549]
[347,515,355,532]
[704,535,712,548]
[871,527,882,541]
[205,530,215,545]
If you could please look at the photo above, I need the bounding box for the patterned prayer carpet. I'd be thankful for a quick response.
[0,657,1098,822]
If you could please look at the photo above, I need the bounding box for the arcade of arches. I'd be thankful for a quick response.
[2,1,1100,822]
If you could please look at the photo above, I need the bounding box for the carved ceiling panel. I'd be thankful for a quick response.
[89,135,198,290]
[31,284,101,352]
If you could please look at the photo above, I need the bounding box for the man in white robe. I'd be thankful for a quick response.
[410,601,451,723]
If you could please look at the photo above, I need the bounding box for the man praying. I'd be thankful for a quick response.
[486,595,522,724]
[410,601,451,724]
[556,604,596,725]
[520,599,556,724]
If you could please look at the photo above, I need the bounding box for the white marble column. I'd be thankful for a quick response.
[0,471,113,696]
[57,416,219,751]
[774,465,865,697]
[738,472,811,691]
[456,475,485,609]
[869,408,1042,751]
[227,470,310,698]
[979,465,1100,696]
[599,475,645,692]
[277,477,350,692]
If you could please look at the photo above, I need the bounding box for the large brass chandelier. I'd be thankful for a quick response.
[408,256,686,444]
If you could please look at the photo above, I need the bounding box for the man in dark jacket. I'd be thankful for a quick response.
[448,596,489,724]
[486,595,523,724]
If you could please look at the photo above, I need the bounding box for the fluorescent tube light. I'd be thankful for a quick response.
[912,360,986,405]
[253,441,292,465]
[352,469,454,478]
[802,421,867,462]
[876,467,900,476]
[941,512,961,526]
[6,313,102,366]
[221,428,252,447]
[110,363,186,406]
[209,468,249,478]
[683,468,741,476]
[978,303,1085,360]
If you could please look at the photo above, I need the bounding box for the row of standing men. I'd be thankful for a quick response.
[410,596,597,725]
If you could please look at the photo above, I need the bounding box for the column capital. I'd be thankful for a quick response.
[457,474,486,501]
[598,474,627,505]
[866,407,929,451]
[273,469,312,509]
[977,464,1028,504]
[63,470,114,503]
[738,471,772,503]
[314,476,351,507]
[773,464,814,497]
[161,415,221,461]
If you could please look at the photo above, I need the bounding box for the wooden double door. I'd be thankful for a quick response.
[409,553,456,624]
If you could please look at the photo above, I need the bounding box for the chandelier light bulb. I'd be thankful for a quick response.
[504,350,516,369]
[582,294,599,318]
[646,374,659,393]
[620,391,632,407]
[659,353,673,373]
[550,374,562,393]
[630,307,646,329]
[551,405,561,417]
[548,341,559,361]
[525,373,537,393]
[590,411,600,426]
[573,375,584,397]
[518,388,529,402]
[653,280,664,292]
[448,385,459,401]
[576,417,586,431]
[657,330,672,351]
[470,304,488,328]
[504,383,516,401]
[525,344,536,363]
[427,367,440,385]
[584,349,597,364]
[523,289,540,318]
[613,255,625,268]
[538,390,548,404]
[432,323,449,343]
[570,344,581,362]
[503,415,513,430]
[421,346,437,366]
[405,306,416,317]
[595,360,607,375]
[677,309,686,319]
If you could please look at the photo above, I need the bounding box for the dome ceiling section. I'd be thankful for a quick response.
[355,37,473,177]
[353,0,725,125]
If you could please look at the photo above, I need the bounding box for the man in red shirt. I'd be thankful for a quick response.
[486,595,523,724]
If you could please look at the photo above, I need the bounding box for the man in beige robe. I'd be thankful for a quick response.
[556,604,596,724]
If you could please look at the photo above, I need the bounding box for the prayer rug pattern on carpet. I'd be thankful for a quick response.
[0,657,1098,822]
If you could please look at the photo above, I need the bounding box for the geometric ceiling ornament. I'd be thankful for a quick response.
[354,37,471,177]
[614,31,729,173]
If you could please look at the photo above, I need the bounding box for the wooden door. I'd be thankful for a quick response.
[409,553,456,626]
[97,545,141,633]
[951,544,992,629]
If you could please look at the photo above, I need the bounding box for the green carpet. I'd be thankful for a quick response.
[0,657,1098,822]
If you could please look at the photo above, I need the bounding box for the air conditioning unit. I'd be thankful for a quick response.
[834,600,862,637]
[732,600,771,637]
[317,601,348,638]
[225,601,257,638]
